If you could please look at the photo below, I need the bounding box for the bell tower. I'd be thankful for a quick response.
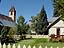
[9,5,16,22]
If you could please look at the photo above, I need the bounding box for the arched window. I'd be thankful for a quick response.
[11,12,13,15]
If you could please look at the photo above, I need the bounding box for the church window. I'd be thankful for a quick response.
[11,12,13,15]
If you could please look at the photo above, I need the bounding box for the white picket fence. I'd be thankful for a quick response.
[0,43,64,48]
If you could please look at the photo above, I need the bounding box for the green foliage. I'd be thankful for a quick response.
[8,28,16,35]
[1,27,9,45]
[17,16,25,24]
[17,16,29,35]
[31,6,48,34]
[52,0,64,20]
[1,27,7,36]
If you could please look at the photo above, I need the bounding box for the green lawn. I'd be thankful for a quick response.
[15,38,64,48]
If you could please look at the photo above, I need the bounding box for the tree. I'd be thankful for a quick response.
[39,6,49,34]
[8,28,16,38]
[52,0,64,20]
[17,16,29,35]
[31,6,48,35]
[1,27,8,45]
[1,27,7,36]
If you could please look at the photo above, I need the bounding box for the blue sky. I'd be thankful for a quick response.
[0,0,54,22]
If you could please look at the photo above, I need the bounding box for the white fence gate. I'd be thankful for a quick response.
[0,43,64,48]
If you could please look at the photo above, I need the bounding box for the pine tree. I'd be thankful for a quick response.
[53,0,64,20]
[38,6,48,34]
[31,6,48,35]
[16,16,29,39]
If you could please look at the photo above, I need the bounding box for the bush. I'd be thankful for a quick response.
[50,34,60,42]
[1,35,15,45]
[50,34,55,42]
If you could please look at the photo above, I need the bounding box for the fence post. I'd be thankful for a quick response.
[45,46,47,48]
[12,44,16,48]
[39,45,42,48]
[17,44,20,48]
[33,46,36,48]
[3,43,6,48]
[28,45,31,48]
[0,43,1,48]
[23,45,26,48]
[7,43,11,48]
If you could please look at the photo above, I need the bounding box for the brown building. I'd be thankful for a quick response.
[0,6,16,34]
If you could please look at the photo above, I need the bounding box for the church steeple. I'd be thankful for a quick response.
[9,5,15,12]
[9,5,16,22]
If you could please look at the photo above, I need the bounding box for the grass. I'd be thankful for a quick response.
[15,38,64,48]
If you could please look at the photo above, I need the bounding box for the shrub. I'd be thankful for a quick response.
[50,34,55,42]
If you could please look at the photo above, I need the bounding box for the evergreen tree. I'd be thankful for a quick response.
[52,0,64,20]
[17,16,29,35]
[31,6,48,35]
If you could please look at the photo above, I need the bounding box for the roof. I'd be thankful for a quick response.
[47,16,60,29]
[9,5,16,12]
[0,19,16,27]
[0,14,13,21]
[0,14,16,27]
[48,17,60,23]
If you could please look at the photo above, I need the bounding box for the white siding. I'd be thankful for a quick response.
[60,28,64,35]
[49,28,56,35]
[52,20,64,28]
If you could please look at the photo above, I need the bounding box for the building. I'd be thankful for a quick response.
[0,6,16,34]
[48,16,64,36]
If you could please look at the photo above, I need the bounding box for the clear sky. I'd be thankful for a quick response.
[0,0,54,22]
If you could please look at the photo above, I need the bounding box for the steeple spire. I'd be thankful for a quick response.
[9,5,15,12]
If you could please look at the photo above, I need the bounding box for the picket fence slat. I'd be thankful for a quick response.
[28,45,31,48]
[0,43,1,48]
[12,44,16,48]
[39,45,42,48]
[1,43,64,48]
[7,43,11,48]
[57,46,59,48]
[23,45,26,48]
[17,44,21,48]
[45,46,47,48]
[33,46,36,48]
[50,46,53,48]
[3,43,6,48]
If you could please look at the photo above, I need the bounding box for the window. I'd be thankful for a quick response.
[57,28,60,35]
[11,12,13,15]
